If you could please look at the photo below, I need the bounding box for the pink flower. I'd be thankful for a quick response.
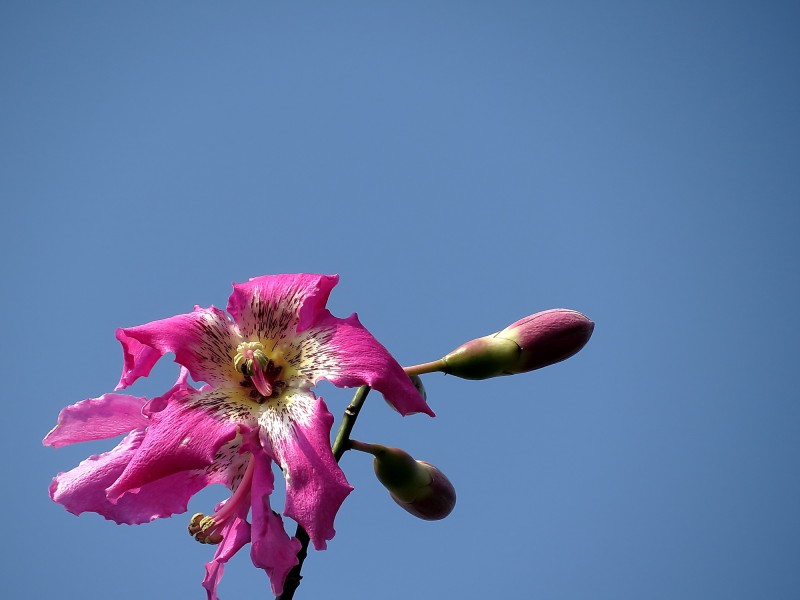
[44,274,433,598]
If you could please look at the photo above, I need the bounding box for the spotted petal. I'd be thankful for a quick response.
[226,273,339,340]
[228,273,433,416]
[43,393,147,448]
[50,429,211,524]
[259,392,353,550]
[106,388,243,500]
[116,306,241,390]
[298,312,434,416]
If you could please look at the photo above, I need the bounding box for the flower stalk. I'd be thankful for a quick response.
[350,441,456,521]
[277,385,372,600]
[404,359,447,376]
[406,309,594,380]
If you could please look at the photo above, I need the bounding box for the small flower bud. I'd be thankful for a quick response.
[358,443,456,521]
[442,309,594,379]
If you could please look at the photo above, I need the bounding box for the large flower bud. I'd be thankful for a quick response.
[357,443,456,521]
[442,309,594,380]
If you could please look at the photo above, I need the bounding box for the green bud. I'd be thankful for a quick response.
[368,444,456,520]
[389,460,456,521]
[441,309,594,380]
[370,444,432,502]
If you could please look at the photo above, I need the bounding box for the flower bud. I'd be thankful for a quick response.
[389,461,457,521]
[442,309,594,380]
[367,444,456,521]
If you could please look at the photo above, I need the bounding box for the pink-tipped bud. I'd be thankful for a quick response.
[369,445,456,521]
[442,309,594,380]
[390,461,457,521]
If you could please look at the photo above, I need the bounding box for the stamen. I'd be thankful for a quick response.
[187,512,204,535]
[188,456,256,545]
[187,513,223,544]
[233,341,284,402]
[234,341,268,375]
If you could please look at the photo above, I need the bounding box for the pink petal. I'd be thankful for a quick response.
[43,393,147,448]
[50,429,210,524]
[114,330,162,390]
[226,274,339,339]
[202,500,252,600]
[115,306,241,389]
[248,442,301,596]
[106,388,242,500]
[299,312,434,417]
[260,393,353,550]
[143,366,194,416]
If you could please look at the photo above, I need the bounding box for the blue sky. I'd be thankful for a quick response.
[3,1,799,598]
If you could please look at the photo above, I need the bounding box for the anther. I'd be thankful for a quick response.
[188,512,204,535]
[187,513,223,545]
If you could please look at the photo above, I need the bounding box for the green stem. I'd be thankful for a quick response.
[403,358,447,376]
[331,385,371,460]
[275,385,371,600]
[347,439,379,455]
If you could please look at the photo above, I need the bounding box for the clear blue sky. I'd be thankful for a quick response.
[3,1,799,599]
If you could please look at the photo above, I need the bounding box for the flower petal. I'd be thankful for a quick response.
[114,330,162,390]
[259,392,353,550]
[202,500,252,600]
[226,274,339,340]
[43,393,147,448]
[295,312,434,416]
[247,441,301,596]
[142,366,194,416]
[106,388,244,500]
[115,306,241,390]
[50,429,210,524]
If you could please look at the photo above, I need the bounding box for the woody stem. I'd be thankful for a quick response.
[275,385,372,600]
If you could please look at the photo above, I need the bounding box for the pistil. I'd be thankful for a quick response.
[233,341,284,401]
